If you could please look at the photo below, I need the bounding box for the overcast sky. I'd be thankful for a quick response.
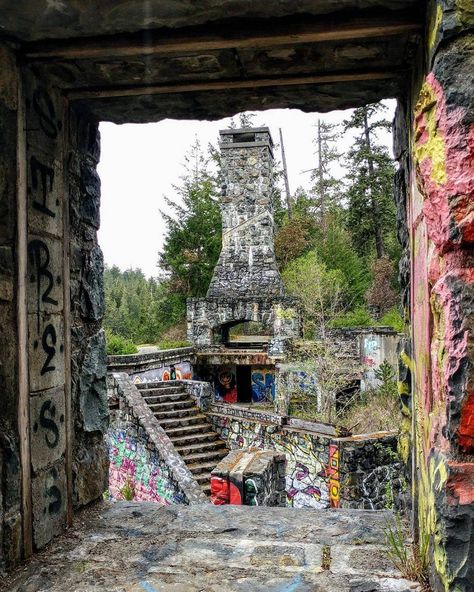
[98,101,395,278]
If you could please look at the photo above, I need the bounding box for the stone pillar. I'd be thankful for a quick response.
[23,65,70,551]
[403,3,474,590]
[0,55,108,567]
[207,127,284,298]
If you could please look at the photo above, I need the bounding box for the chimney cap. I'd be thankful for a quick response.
[219,126,274,148]
[219,126,271,135]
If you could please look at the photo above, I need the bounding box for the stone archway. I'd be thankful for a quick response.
[0,3,472,589]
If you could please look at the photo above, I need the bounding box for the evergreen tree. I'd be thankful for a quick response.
[343,103,396,259]
[310,119,343,227]
[158,139,222,299]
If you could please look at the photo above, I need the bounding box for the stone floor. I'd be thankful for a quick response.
[3,502,421,592]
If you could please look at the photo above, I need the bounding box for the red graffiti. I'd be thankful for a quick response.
[210,476,229,505]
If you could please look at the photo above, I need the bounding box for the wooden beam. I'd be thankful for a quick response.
[67,69,402,100]
[25,16,421,61]
[17,67,33,559]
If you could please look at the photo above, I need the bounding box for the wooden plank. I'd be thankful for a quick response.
[62,97,73,527]
[24,17,421,60]
[16,69,33,558]
[67,69,401,100]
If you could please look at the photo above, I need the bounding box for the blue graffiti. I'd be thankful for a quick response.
[251,371,275,402]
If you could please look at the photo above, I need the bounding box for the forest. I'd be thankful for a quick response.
[104,103,404,355]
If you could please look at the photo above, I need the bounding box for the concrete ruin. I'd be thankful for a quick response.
[0,2,472,591]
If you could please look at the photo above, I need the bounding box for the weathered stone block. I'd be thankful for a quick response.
[73,433,108,508]
[26,234,64,314]
[30,387,66,472]
[28,313,65,392]
[77,245,105,321]
[31,462,67,549]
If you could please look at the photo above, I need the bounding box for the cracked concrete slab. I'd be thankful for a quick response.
[3,502,421,592]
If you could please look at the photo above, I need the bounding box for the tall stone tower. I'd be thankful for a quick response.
[187,126,300,350]
[207,127,284,298]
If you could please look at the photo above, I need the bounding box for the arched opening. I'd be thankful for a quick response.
[215,320,270,348]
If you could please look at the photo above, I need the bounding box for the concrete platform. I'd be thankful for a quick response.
[3,502,421,592]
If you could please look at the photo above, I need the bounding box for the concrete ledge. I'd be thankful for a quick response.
[209,403,284,426]
[107,346,195,373]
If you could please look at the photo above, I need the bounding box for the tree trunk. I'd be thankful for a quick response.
[317,119,326,230]
[279,128,292,219]
[363,111,385,258]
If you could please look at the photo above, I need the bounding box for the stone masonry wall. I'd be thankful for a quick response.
[207,128,283,299]
[0,44,22,572]
[68,106,109,511]
[339,434,408,511]
[187,296,300,348]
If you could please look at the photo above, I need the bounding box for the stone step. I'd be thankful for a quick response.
[201,483,211,495]
[139,386,185,395]
[175,440,227,456]
[147,399,195,411]
[168,432,220,445]
[157,414,208,429]
[142,393,190,404]
[153,407,201,420]
[183,449,228,463]
[194,472,212,484]
[164,423,212,437]
[185,460,221,475]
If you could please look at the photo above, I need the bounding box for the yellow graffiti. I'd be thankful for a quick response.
[428,4,443,50]
[414,81,447,186]
[456,0,474,26]
[398,350,414,464]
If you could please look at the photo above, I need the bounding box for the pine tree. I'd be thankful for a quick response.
[309,119,343,227]
[343,103,396,259]
[158,139,222,299]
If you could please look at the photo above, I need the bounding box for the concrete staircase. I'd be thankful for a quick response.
[137,382,228,496]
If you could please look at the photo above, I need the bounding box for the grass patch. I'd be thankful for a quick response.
[384,515,431,590]
[106,333,138,355]
[157,340,192,350]
[321,545,331,570]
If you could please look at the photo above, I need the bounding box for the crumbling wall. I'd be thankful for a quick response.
[68,107,109,510]
[0,56,109,566]
[395,3,474,590]
[339,434,407,511]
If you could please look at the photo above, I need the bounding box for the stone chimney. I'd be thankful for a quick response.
[206,127,284,298]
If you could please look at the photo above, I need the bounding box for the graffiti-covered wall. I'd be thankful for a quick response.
[131,361,193,385]
[210,407,403,512]
[251,366,275,402]
[107,429,185,505]
[107,373,207,506]
[392,4,474,590]
[210,413,333,509]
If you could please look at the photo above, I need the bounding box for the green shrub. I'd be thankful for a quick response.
[377,307,404,333]
[329,306,372,329]
[157,340,192,350]
[106,333,138,355]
